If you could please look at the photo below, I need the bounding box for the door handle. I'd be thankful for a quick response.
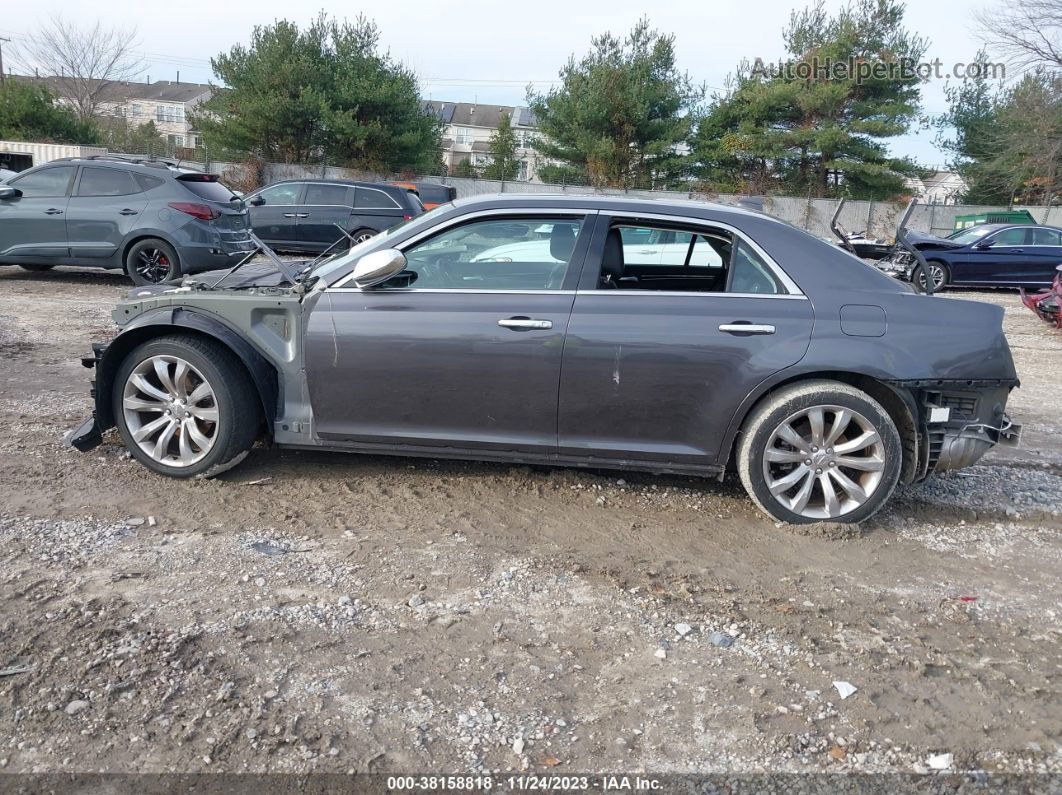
[719,323,775,335]
[1010,248,1023,253]
[282,212,297,218]
[296,212,309,218]
[498,317,553,330]
[44,208,64,215]
[119,208,138,215]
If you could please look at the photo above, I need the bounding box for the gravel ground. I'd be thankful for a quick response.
[0,265,1060,782]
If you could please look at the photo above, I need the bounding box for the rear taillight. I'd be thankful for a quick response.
[168,202,219,221]
[403,214,413,221]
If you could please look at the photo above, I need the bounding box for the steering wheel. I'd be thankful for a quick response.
[416,255,461,288]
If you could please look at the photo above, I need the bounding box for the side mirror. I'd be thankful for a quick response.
[0,185,21,200]
[352,248,407,288]
[975,239,993,249]
[247,195,265,207]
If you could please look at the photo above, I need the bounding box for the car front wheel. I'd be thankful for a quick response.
[912,261,949,293]
[113,335,260,478]
[737,380,902,524]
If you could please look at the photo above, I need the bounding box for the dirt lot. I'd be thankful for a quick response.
[1,264,1060,780]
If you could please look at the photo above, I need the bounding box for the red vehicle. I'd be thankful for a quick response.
[1020,264,1062,328]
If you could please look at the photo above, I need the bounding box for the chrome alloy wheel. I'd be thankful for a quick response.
[915,262,946,292]
[122,355,219,467]
[762,405,886,520]
[352,230,376,244]
[136,247,172,283]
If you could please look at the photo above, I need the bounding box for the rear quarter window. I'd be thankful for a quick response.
[415,184,453,204]
[355,187,401,210]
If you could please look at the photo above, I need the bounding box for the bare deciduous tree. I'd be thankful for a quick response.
[14,16,145,122]
[977,0,1062,71]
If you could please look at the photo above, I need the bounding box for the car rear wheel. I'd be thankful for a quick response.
[350,228,377,245]
[912,260,949,293]
[19,263,56,272]
[737,380,902,524]
[126,239,180,285]
[113,335,260,478]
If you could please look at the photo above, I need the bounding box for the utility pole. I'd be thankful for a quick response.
[0,37,10,85]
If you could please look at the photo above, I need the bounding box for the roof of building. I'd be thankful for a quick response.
[422,101,537,129]
[13,74,214,104]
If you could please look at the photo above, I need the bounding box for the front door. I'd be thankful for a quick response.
[247,182,303,248]
[953,226,1030,285]
[0,165,77,261]
[558,215,814,468]
[296,182,355,252]
[66,167,150,260]
[305,212,593,453]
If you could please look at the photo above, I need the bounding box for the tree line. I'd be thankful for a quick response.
[3,1,1059,204]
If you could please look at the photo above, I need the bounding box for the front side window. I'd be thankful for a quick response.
[990,228,1027,247]
[390,216,585,290]
[304,184,350,205]
[256,183,301,205]
[77,167,136,197]
[600,221,783,294]
[9,166,76,198]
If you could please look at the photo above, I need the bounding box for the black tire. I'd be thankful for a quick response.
[349,228,378,245]
[112,334,260,478]
[736,380,902,524]
[911,260,949,293]
[19,263,56,272]
[125,239,180,286]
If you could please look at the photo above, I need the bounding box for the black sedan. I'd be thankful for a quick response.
[68,194,1020,525]
[876,223,1062,291]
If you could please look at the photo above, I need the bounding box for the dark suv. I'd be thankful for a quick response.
[0,156,253,285]
[245,179,424,253]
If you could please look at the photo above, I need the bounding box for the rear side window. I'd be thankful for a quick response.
[303,184,350,205]
[729,240,783,294]
[178,175,237,202]
[355,187,400,210]
[9,166,76,198]
[77,167,136,196]
[1031,228,1062,246]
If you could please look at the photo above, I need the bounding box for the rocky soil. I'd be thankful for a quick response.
[0,265,1059,781]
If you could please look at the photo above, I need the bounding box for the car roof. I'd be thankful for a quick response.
[272,178,408,192]
[37,157,200,176]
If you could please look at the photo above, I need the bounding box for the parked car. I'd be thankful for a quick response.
[0,168,18,183]
[388,181,457,210]
[67,194,1020,525]
[875,223,1062,291]
[0,156,253,285]
[245,179,424,253]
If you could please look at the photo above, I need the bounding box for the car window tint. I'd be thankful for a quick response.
[77,167,136,196]
[730,240,783,294]
[394,217,584,290]
[180,177,237,202]
[1031,228,1062,246]
[304,184,350,205]
[355,187,399,209]
[256,183,301,205]
[687,234,727,268]
[991,228,1027,246]
[9,166,76,198]
[134,173,164,192]
[415,184,452,204]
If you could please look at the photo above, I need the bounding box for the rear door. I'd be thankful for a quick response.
[1026,227,1062,285]
[558,214,814,468]
[350,186,407,235]
[306,211,593,453]
[296,183,354,251]
[66,167,148,260]
[0,165,76,260]
[247,183,303,247]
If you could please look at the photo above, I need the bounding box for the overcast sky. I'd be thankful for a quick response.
[0,0,998,167]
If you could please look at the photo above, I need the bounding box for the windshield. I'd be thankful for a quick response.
[948,226,1000,244]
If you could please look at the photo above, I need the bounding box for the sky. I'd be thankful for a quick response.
[0,0,999,168]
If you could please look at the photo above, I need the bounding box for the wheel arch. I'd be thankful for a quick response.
[722,370,920,486]
[120,232,181,269]
[94,308,279,435]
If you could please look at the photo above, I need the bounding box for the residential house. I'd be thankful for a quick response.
[13,75,212,150]
[904,170,967,205]
[423,101,542,182]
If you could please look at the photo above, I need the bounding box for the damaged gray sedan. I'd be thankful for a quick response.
[68,195,1021,524]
